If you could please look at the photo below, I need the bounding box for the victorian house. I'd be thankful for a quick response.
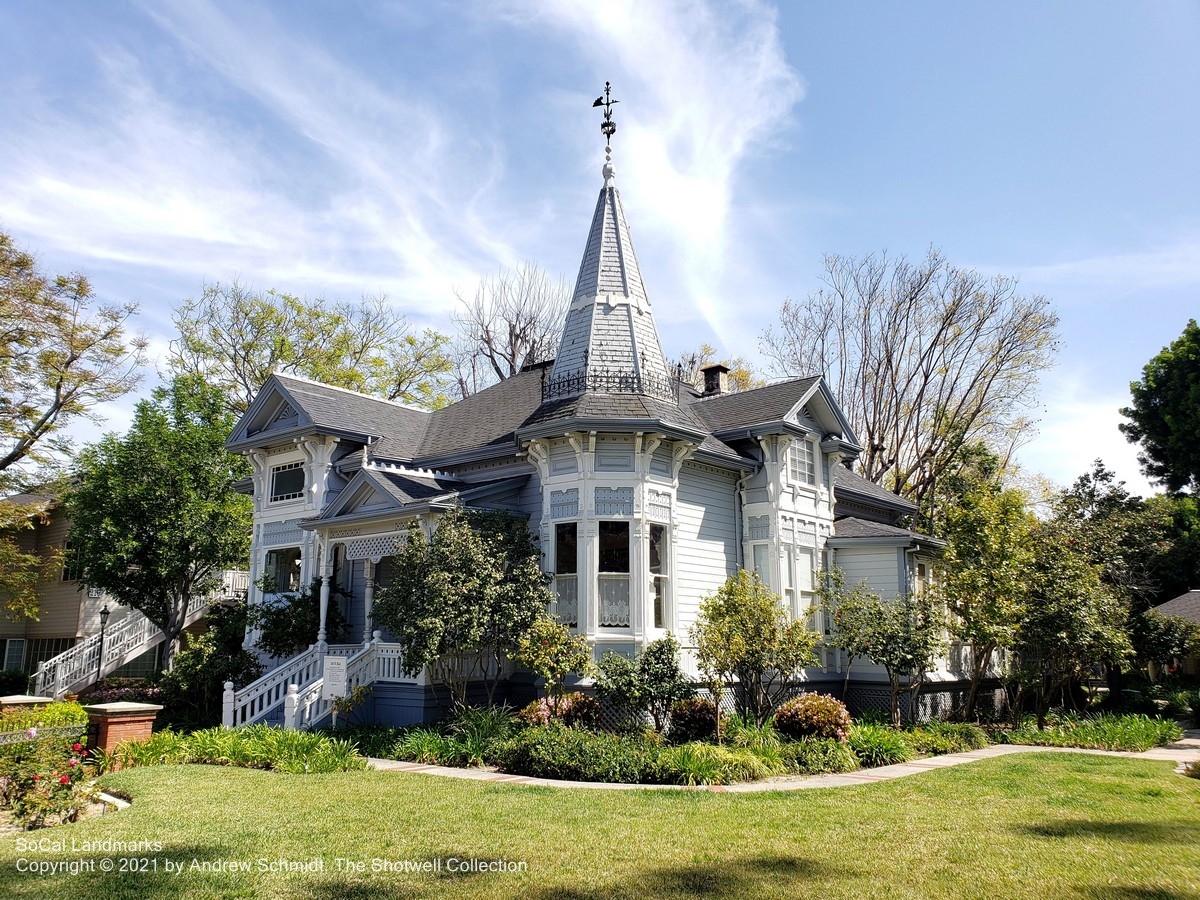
[222,116,947,728]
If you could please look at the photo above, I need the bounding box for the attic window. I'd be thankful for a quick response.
[270,462,306,502]
[789,441,816,486]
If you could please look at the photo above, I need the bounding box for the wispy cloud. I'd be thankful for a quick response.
[496,0,804,348]
[1007,235,1200,290]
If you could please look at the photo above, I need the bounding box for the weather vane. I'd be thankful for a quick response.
[592,82,619,157]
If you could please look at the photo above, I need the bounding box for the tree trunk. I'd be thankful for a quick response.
[963,640,996,721]
[1103,662,1125,711]
[889,673,903,728]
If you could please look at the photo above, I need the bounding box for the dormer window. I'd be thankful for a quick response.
[788,440,817,486]
[270,461,306,502]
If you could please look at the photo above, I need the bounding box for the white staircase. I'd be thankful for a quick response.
[34,570,250,699]
[223,632,410,729]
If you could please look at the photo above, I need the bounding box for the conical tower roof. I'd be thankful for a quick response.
[546,157,673,401]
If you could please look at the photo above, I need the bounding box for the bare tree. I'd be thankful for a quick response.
[450,263,569,398]
[671,343,765,393]
[761,249,1059,509]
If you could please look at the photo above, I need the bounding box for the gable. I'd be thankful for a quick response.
[228,379,313,447]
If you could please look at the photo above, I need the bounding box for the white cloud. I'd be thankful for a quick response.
[1009,236,1200,290]
[496,0,804,347]
[1014,372,1156,496]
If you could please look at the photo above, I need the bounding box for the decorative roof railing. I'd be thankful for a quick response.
[542,368,678,402]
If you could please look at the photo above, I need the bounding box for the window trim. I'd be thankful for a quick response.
[270,461,306,503]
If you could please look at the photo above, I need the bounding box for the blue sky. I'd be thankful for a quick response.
[2,1,1197,496]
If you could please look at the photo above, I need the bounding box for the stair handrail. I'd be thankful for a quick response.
[33,569,248,699]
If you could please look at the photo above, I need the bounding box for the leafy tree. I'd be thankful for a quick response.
[0,230,146,482]
[169,281,453,414]
[248,576,351,659]
[371,508,550,706]
[761,248,1059,509]
[0,231,145,618]
[1120,318,1200,493]
[1145,493,1200,606]
[824,572,945,727]
[1132,611,1200,674]
[594,635,693,732]
[513,614,593,712]
[158,598,263,728]
[449,262,569,399]
[690,570,819,726]
[66,375,252,671]
[818,567,884,699]
[1013,527,1132,729]
[934,452,1036,720]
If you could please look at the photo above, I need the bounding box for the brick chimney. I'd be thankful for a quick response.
[700,363,731,396]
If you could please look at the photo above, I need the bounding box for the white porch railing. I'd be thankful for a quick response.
[34,570,249,699]
[221,642,361,728]
[283,635,409,730]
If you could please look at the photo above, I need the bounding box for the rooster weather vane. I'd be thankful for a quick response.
[592,82,619,157]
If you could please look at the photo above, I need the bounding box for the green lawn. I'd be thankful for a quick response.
[1,755,1198,899]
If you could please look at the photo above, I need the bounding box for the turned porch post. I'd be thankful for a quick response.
[317,542,332,650]
[362,558,376,645]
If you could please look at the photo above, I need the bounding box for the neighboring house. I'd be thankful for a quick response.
[0,493,128,676]
[1150,590,1200,676]
[225,147,957,728]
[0,493,248,696]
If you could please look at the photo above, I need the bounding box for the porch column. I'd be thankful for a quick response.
[362,558,376,645]
[317,543,332,650]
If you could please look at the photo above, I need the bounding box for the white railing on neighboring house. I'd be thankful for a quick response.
[34,570,250,699]
[282,634,409,730]
[222,642,361,728]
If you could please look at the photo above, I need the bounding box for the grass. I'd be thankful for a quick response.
[1,754,1197,899]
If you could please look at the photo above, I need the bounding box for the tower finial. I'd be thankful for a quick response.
[592,81,619,173]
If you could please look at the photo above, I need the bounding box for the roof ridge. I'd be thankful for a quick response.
[272,372,431,414]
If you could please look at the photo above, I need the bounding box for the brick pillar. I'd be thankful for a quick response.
[83,702,164,755]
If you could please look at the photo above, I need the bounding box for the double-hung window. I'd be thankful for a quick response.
[789,440,816,486]
[598,521,631,628]
[553,523,578,628]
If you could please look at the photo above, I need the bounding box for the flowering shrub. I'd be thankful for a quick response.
[0,736,99,830]
[517,692,600,728]
[773,693,852,743]
[77,677,166,706]
[668,697,721,743]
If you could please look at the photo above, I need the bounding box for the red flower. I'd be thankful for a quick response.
[68,759,78,767]
[72,743,83,752]
[32,775,40,781]
[59,775,70,784]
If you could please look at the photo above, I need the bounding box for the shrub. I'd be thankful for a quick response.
[250,576,351,659]
[0,737,99,829]
[392,727,465,766]
[447,704,516,766]
[0,669,30,695]
[997,712,1183,752]
[723,715,785,771]
[926,722,990,752]
[334,724,406,759]
[848,724,914,768]
[0,701,88,733]
[780,737,860,775]
[669,698,720,743]
[493,723,662,783]
[77,677,165,706]
[774,693,852,743]
[518,692,600,729]
[107,724,366,773]
[595,637,694,733]
[658,742,775,785]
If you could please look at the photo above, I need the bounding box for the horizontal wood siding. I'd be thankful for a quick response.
[674,463,738,636]
[834,547,901,598]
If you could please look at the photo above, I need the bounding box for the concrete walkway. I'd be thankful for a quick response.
[367,729,1200,793]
